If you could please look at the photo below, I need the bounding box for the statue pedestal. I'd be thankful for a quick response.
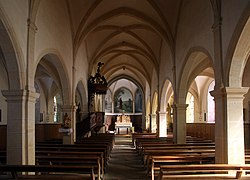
[59,128,73,144]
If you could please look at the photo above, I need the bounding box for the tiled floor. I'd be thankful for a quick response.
[104,134,150,180]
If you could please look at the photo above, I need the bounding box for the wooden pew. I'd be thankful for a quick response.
[34,133,114,179]
[157,164,250,180]
[132,133,157,147]
[36,155,102,180]
[142,149,215,165]
[35,146,109,164]
[135,137,213,152]
[135,137,172,150]
[0,164,95,180]
[139,144,215,156]
[148,155,215,179]
[36,151,105,168]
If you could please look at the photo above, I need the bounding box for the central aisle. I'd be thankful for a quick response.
[104,134,150,180]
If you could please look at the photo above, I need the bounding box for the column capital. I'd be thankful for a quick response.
[225,87,249,99]
[172,103,188,110]
[2,89,39,102]
[210,87,249,99]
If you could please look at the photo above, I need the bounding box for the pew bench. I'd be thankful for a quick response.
[157,164,250,180]
[147,155,215,179]
[36,151,105,169]
[35,155,102,180]
[135,137,172,150]
[131,133,157,147]
[142,149,215,165]
[0,164,95,180]
[140,145,215,156]
[36,146,109,164]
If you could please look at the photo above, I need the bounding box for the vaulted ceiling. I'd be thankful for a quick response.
[66,0,183,87]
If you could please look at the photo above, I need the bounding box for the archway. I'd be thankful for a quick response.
[159,79,174,137]
[35,53,71,142]
[177,49,213,143]
[151,92,158,133]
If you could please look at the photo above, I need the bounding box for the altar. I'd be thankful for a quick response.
[115,113,132,134]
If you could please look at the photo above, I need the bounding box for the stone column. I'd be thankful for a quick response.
[151,114,157,133]
[211,87,248,164]
[158,111,167,137]
[2,89,39,165]
[172,104,188,144]
[145,115,150,132]
[61,105,77,144]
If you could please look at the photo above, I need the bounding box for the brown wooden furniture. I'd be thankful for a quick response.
[148,155,215,179]
[36,155,102,179]
[0,164,95,180]
[157,164,250,180]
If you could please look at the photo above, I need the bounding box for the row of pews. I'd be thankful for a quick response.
[0,133,114,180]
[132,133,250,180]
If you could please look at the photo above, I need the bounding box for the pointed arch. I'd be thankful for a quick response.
[0,11,23,90]
[178,48,214,104]
[35,51,71,105]
[160,79,174,112]
[228,9,250,87]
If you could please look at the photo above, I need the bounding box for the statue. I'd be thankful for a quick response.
[119,98,123,109]
[63,113,71,128]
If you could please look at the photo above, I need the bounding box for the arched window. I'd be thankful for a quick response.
[207,81,215,122]
[186,92,194,123]
[53,94,62,123]
[53,96,58,122]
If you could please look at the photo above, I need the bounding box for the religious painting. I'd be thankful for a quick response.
[135,88,142,113]
[114,87,133,113]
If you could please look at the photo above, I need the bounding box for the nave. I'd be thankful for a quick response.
[104,134,150,180]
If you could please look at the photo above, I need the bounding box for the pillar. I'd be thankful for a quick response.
[211,87,249,164]
[158,111,167,137]
[172,104,188,144]
[61,105,77,144]
[145,115,150,132]
[2,89,39,165]
[151,114,157,133]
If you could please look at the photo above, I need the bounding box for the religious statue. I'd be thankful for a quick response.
[63,113,71,128]
[119,98,123,109]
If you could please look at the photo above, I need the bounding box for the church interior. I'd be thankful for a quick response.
[0,0,250,179]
